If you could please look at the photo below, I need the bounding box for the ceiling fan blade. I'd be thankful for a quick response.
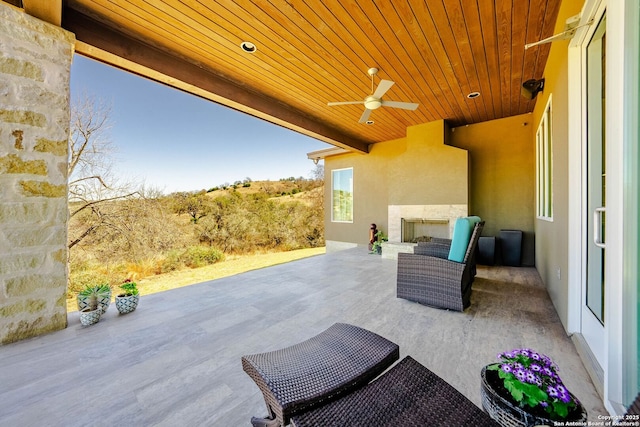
[358,108,373,123]
[373,79,394,98]
[327,101,364,106]
[381,100,419,110]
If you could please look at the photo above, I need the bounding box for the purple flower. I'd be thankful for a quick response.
[530,352,541,361]
[525,371,538,384]
[548,386,559,398]
[542,366,553,377]
[501,364,513,374]
[559,391,572,404]
[516,368,527,382]
[520,349,531,357]
[540,401,549,408]
[530,364,542,372]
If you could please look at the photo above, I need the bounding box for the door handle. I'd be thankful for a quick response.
[593,207,606,248]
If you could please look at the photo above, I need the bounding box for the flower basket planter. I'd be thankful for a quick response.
[115,294,139,314]
[79,308,101,326]
[481,366,587,427]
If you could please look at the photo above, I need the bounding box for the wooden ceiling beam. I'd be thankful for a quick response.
[61,7,370,154]
[23,0,61,26]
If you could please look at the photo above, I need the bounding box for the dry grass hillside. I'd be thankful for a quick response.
[68,178,325,302]
[205,179,319,200]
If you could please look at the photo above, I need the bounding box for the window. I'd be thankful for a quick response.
[536,96,553,220]
[331,168,353,222]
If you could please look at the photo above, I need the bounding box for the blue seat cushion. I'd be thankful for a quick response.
[448,216,481,262]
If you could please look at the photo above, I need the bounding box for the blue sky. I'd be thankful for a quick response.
[70,55,330,193]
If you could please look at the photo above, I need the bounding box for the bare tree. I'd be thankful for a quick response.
[67,93,138,249]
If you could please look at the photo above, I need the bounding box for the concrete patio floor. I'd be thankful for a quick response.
[0,248,606,426]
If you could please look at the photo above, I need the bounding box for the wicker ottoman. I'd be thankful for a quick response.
[241,323,400,427]
[291,356,499,427]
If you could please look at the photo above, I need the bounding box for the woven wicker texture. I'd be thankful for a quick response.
[242,323,399,426]
[414,242,450,258]
[397,221,484,311]
[291,356,499,427]
[480,366,587,427]
[626,393,640,416]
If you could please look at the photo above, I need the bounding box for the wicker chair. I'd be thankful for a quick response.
[397,221,484,311]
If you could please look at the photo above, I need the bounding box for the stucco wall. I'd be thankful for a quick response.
[324,120,468,248]
[530,0,584,330]
[324,115,536,266]
[0,4,75,344]
[449,114,536,266]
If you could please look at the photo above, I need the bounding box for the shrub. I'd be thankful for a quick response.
[68,259,111,296]
[159,249,183,273]
[177,246,224,268]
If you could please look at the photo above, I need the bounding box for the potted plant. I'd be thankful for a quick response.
[77,283,111,326]
[77,283,112,314]
[370,230,388,254]
[115,279,139,314]
[481,348,587,426]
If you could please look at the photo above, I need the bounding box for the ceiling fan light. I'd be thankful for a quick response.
[364,96,382,110]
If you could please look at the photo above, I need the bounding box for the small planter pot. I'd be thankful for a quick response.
[480,365,587,427]
[77,289,111,314]
[115,294,139,314]
[79,308,101,326]
[77,294,92,312]
[97,291,111,314]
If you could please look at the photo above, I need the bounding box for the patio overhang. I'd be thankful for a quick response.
[63,8,371,154]
[14,0,561,151]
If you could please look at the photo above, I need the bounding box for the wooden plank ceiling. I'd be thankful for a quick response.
[57,0,561,153]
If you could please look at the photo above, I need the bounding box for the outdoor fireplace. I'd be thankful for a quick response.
[401,218,449,242]
[382,205,468,260]
[387,204,468,242]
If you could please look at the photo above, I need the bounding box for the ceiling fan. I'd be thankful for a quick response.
[327,68,419,123]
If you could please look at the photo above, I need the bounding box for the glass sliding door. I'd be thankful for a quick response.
[622,0,640,406]
[582,13,607,367]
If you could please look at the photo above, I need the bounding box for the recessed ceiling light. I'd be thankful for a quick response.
[366,120,375,125]
[240,41,257,53]
[467,92,480,99]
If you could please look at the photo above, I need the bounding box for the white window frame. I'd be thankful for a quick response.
[536,95,553,220]
[331,167,353,223]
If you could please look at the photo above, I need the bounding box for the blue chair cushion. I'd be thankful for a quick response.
[448,216,481,262]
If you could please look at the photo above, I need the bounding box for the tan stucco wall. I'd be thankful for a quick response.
[325,115,536,266]
[530,0,584,329]
[324,120,468,247]
[449,114,535,265]
[0,3,75,344]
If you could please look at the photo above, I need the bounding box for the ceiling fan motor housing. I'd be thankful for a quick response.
[364,95,382,110]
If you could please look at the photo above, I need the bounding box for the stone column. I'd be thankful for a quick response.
[0,3,75,344]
